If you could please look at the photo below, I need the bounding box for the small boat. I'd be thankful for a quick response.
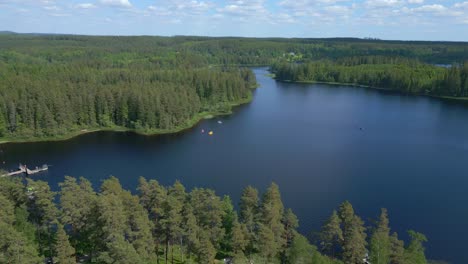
[201,129,205,133]
[217,120,223,124]
[208,131,214,136]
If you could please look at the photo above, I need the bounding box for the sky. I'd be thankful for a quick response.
[0,0,467,41]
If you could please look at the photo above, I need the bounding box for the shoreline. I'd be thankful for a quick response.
[0,92,254,145]
[275,78,468,102]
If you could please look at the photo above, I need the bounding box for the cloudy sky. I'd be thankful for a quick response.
[1,0,467,41]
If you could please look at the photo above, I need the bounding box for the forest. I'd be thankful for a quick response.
[271,57,468,97]
[1,34,468,142]
[0,176,429,264]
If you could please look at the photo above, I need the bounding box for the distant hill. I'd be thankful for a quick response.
[0,31,17,35]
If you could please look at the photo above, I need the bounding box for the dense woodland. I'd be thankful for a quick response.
[0,176,429,264]
[1,34,468,141]
[272,57,468,97]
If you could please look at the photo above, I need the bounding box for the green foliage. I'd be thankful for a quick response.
[0,110,6,137]
[260,183,286,258]
[3,34,468,142]
[404,230,428,264]
[54,224,75,264]
[0,193,15,224]
[0,36,257,141]
[286,234,341,264]
[338,201,367,264]
[370,208,392,264]
[0,176,430,264]
[239,185,260,256]
[0,222,42,264]
[390,232,405,264]
[319,210,343,258]
[273,59,468,98]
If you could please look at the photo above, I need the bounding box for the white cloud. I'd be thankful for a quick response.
[75,3,96,9]
[454,2,468,9]
[99,0,132,8]
[365,0,404,8]
[218,0,269,18]
[408,0,423,4]
[413,4,446,12]
[43,5,59,11]
[147,0,214,17]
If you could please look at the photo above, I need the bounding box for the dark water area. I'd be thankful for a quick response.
[2,68,468,263]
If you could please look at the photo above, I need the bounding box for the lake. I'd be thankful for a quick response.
[1,67,467,263]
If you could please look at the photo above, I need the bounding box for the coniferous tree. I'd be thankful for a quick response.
[182,202,199,264]
[137,177,167,261]
[404,230,428,264]
[369,208,391,264]
[257,223,277,262]
[197,232,216,264]
[0,222,42,264]
[390,232,405,264]
[231,215,249,262]
[162,180,186,264]
[260,183,286,258]
[319,210,343,258]
[55,224,76,264]
[338,201,367,264]
[239,186,260,257]
[220,195,236,257]
[59,176,99,257]
[0,111,6,137]
[26,179,58,261]
[282,208,299,262]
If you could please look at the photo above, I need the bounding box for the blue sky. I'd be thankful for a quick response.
[1,0,467,41]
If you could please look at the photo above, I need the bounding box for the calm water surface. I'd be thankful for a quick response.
[2,68,468,263]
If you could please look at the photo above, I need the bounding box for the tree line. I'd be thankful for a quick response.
[272,57,468,97]
[1,34,468,140]
[0,52,255,139]
[0,176,429,264]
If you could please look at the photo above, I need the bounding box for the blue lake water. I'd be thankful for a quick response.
[2,68,468,263]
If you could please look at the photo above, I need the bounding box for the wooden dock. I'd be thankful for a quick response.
[1,164,48,177]
[26,165,49,175]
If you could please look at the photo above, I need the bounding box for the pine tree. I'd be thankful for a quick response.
[26,179,58,261]
[261,183,286,256]
[137,177,167,261]
[319,210,343,258]
[0,193,15,224]
[404,230,427,264]
[390,232,404,264]
[370,208,391,264]
[124,195,156,263]
[339,201,367,264]
[0,110,6,137]
[257,223,277,262]
[220,195,236,256]
[285,234,316,264]
[182,202,199,264]
[162,180,186,264]
[55,224,76,264]
[59,176,99,256]
[231,214,248,260]
[239,186,260,256]
[282,208,299,262]
[98,235,143,264]
[197,231,216,264]
[0,222,42,264]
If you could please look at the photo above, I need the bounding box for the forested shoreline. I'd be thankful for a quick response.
[272,57,468,98]
[0,176,430,264]
[1,34,468,143]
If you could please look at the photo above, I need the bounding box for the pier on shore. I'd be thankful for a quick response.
[1,164,48,177]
